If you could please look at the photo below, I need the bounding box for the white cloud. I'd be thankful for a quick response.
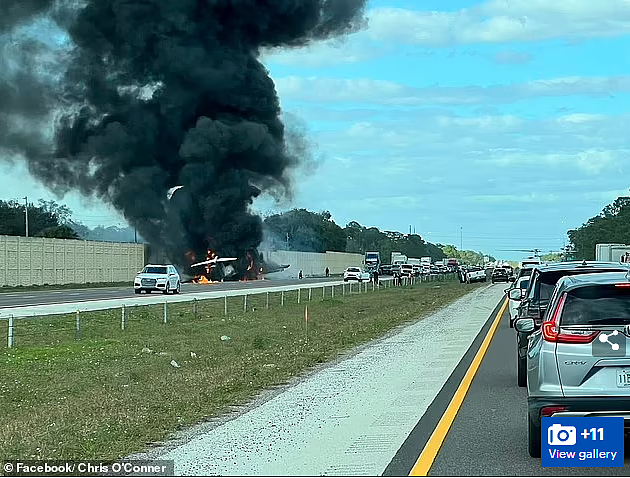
[467,192,561,203]
[261,1,630,67]
[262,35,386,68]
[368,1,630,46]
[274,75,629,106]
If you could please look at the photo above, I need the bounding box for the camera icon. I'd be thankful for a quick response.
[547,424,577,446]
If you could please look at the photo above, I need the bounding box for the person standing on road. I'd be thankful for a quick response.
[299,270,303,279]
[325,267,329,277]
[373,269,379,286]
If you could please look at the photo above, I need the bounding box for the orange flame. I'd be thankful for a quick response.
[192,275,218,284]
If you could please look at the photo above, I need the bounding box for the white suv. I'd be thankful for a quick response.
[344,267,369,282]
[134,264,181,294]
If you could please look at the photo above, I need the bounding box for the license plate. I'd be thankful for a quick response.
[617,370,630,387]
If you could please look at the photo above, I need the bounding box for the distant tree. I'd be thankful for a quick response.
[0,199,80,239]
[263,209,345,253]
[37,224,79,239]
[568,194,630,260]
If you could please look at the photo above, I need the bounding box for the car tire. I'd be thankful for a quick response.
[517,354,527,387]
[135,289,141,294]
[163,284,169,295]
[528,413,541,458]
[174,282,181,294]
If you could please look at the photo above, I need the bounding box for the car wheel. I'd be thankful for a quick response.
[528,413,541,458]
[135,289,141,294]
[163,284,169,295]
[518,354,527,387]
[174,281,181,294]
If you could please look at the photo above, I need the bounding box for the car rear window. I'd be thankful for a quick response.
[539,269,630,303]
[560,285,630,326]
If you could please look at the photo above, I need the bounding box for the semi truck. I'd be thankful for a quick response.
[364,251,381,274]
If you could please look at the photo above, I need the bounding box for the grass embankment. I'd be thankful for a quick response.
[0,278,482,461]
[0,282,131,293]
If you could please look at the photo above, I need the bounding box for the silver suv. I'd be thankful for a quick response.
[516,271,630,457]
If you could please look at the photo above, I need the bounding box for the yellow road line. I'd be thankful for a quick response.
[409,297,509,476]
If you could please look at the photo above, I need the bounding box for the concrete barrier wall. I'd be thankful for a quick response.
[261,250,364,279]
[0,235,145,286]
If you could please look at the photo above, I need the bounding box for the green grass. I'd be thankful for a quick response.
[0,282,131,293]
[0,278,482,461]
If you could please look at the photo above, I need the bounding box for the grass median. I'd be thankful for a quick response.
[0,278,482,461]
[0,282,131,293]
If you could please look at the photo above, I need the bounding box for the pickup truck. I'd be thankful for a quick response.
[466,267,487,283]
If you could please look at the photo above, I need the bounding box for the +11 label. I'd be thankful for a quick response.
[581,428,604,440]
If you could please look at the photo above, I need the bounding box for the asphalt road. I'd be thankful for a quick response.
[423,294,630,476]
[0,277,343,309]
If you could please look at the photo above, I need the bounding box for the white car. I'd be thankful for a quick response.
[343,267,370,282]
[466,268,487,283]
[134,264,181,294]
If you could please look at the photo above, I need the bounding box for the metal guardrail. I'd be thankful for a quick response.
[1,273,455,348]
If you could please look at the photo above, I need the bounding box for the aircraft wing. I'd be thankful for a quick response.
[191,260,216,268]
[216,257,237,262]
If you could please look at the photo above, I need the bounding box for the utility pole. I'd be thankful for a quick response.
[24,196,28,237]
[286,232,289,250]
[460,227,463,250]
[134,228,137,243]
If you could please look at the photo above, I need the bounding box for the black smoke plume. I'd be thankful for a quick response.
[0,0,367,278]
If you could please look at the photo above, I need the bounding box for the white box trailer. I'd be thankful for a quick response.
[391,252,408,265]
[595,243,625,262]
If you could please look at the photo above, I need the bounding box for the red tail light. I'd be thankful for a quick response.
[541,406,568,417]
[541,292,599,344]
[615,283,630,288]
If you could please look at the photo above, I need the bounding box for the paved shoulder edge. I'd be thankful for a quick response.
[382,294,508,477]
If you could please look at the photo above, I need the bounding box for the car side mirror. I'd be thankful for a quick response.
[508,288,523,300]
[515,318,535,333]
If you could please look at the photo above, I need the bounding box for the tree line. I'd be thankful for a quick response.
[568,195,630,260]
[262,208,495,264]
[0,199,497,264]
[0,199,140,243]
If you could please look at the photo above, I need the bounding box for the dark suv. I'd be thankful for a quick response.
[492,268,509,283]
[511,261,630,387]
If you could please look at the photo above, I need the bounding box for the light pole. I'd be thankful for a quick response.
[460,226,463,250]
[24,196,28,237]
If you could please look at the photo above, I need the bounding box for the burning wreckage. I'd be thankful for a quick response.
[184,248,290,284]
[168,187,290,283]
[0,0,367,280]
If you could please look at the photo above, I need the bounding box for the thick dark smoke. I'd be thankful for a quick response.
[0,0,367,277]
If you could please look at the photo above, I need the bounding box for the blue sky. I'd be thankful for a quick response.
[3,0,630,261]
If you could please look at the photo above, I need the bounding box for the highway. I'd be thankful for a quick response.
[0,277,341,309]
[384,295,630,476]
